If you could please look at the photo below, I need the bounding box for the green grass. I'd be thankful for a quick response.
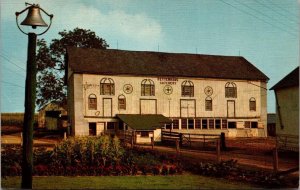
[2,175,257,189]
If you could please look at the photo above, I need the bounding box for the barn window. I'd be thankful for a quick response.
[172,119,179,129]
[141,79,155,96]
[118,95,126,110]
[209,119,214,129]
[181,119,187,129]
[188,119,194,129]
[88,94,97,110]
[181,80,194,97]
[195,119,201,129]
[215,119,221,129]
[107,122,115,130]
[100,78,115,95]
[141,131,149,137]
[249,97,256,111]
[202,119,207,129]
[205,97,212,111]
[225,82,237,98]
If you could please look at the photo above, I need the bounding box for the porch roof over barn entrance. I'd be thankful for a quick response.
[116,114,171,130]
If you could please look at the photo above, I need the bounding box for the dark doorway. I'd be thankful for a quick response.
[228,122,236,129]
[89,123,96,136]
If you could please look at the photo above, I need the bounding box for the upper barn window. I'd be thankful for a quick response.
[141,79,155,96]
[225,82,237,98]
[88,94,97,110]
[118,95,126,110]
[205,97,212,111]
[181,80,194,97]
[249,97,256,111]
[100,78,115,95]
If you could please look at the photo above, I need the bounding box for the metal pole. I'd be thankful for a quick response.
[21,32,37,189]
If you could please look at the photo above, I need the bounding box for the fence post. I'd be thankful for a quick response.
[179,133,183,147]
[176,139,180,155]
[64,132,67,140]
[220,132,226,150]
[151,137,154,150]
[216,139,221,163]
[21,132,23,146]
[189,133,191,147]
[273,147,278,172]
[131,131,134,148]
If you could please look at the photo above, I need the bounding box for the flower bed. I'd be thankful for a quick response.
[1,136,182,177]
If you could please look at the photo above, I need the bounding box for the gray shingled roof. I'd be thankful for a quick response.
[67,47,269,81]
[270,67,299,90]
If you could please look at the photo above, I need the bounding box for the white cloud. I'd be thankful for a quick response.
[1,0,164,51]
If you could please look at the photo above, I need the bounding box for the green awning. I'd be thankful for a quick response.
[116,114,171,130]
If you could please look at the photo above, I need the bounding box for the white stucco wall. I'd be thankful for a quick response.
[68,73,267,137]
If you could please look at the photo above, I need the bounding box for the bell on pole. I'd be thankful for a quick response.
[21,5,48,29]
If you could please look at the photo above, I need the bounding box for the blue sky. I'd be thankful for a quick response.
[1,0,299,113]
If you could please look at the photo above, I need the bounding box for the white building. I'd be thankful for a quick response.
[66,47,269,141]
[270,67,299,138]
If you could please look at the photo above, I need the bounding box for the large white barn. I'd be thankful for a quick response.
[66,47,269,141]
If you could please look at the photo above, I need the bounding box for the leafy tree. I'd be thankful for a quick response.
[36,28,109,108]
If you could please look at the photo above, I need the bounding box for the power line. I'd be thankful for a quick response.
[232,0,298,33]
[1,80,25,88]
[0,54,26,71]
[219,0,298,38]
[267,0,299,19]
[255,0,299,24]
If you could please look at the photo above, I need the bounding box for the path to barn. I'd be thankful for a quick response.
[139,138,299,173]
[1,133,57,146]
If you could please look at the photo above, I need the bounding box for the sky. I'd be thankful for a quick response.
[1,0,299,113]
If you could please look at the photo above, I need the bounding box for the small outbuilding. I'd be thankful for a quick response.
[117,114,171,144]
[38,102,67,130]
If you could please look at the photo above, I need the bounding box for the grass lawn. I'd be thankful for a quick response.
[2,175,257,189]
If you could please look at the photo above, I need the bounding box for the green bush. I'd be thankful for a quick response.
[52,135,124,168]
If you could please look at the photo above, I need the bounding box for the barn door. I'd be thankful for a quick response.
[180,99,196,117]
[96,122,105,135]
[227,100,235,117]
[103,98,112,117]
[140,99,157,114]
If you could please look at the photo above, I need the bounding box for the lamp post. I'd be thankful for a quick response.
[16,3,53,189]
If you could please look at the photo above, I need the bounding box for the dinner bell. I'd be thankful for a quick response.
[21,5,48,29]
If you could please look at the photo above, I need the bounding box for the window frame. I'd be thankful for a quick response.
[107,122,115,130]
[118,94,126,110]
[181,119,187,129]
[205,97,213,111]
[141,79,155,96]
[181,80,194,97]
[225,82,237,98]
[172,119,179,129]
[100,78,115,95]
[88,94,97,110]
[249,97,256,111]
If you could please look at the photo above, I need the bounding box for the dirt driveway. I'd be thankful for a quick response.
[1,132,58,146]
[140,137,299,174]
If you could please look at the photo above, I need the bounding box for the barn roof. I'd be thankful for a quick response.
[270,67,299,90]
[67,47,269,81]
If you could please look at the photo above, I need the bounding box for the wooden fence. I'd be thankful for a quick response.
[276,134,299,152]
[161,130,225,150]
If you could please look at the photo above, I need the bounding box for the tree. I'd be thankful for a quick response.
[36,28,109,108]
